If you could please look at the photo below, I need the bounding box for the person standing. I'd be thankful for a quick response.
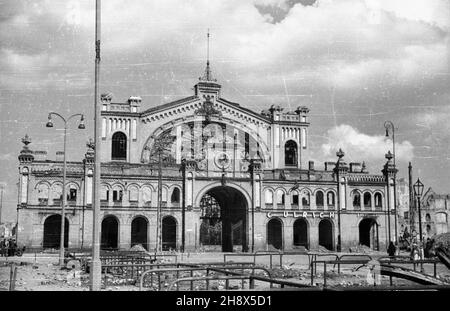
[387,241,396,257]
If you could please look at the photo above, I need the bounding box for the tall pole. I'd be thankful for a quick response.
[417,197,423,259]
[59,124,68,267]
[385,121,398,244]
[408,162,414,234]
[0,186,3,225]
[181,159,186,253]
[385,164,392,245]
[335,149,344,252]
[157,152,162,252]
[90,0,102,291]
[46,112,84,266]
[250,160,255,253]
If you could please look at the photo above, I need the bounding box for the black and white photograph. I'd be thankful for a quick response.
[0,0,449,303]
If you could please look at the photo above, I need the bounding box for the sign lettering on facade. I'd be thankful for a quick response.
[266,211,335,219]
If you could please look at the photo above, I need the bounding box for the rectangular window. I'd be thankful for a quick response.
[101,189,109,201]
[67,188,77,201]
[245,132,250,156]
[292,194,299,205]
[129,189,138,202]
[113,190,123,202]
[404,212,409,220]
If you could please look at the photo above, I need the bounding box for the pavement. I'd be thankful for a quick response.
[1,250,449,291]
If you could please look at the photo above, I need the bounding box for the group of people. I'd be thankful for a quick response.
[0,238,19,257]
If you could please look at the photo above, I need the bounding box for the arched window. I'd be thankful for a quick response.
[276,189,285,205]
[425,213,431,222]
[291,191,299,206]
[128,186,138,202]
[51,184,62,204]
[302,191,310,207]
[100,185,109,202]
[265,189,273,205]
[67,184,77,202]
[171,188,180,203]
[112,186,123,203]
[374,193,382,208]
[37,184,49,205]
[285,140,298,166]
[353,191,361,208]
[327,192,335,206]
[142,186,152,206]
[316,191,324,207]
[363,192,371,208]
[112,132,127,160]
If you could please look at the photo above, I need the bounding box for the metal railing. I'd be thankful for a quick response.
[139,265,273,291]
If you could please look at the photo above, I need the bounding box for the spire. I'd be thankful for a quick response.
[200,29,216,82]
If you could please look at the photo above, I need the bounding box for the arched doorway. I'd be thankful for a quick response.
[359,218,379,250]
[293,218,308,249]
[267,218,283,250]
[199,186,248,252]
[318,219,334,251]
[43,215,69,249]
[131,216,148,250]
[162,216,177,251]
[101,216,119,250]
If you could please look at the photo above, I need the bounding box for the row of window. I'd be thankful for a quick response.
[35,183,181,205]
[100,187,180,204]
[351,191,383,208]
[265,189,335,206]
[265,189,385,209]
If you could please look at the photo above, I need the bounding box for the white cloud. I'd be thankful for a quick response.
[320,124,414,167]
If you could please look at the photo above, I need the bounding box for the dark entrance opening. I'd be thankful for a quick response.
[267,218,283,250]
[43,215,69,249]
[293,218,308,249]
[199,186,248,252]
[318,219,334,251]
[101,216,119,250]
[131,216,148,250]
[359,218,379,250]
[162,216,177,251]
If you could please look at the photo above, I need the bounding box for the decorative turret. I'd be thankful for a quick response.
[334,148,349,174]
[18,134,34,163]
[84,139,95,164]
[382,150,397,177]
[101,92,113,111]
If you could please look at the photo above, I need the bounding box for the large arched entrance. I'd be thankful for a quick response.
[162,216,177,251]
[43,215,69,249]
[267,218,283,250]
[131,216,148,250]
[318,219,334,251]
[359,218,379,250]
[293,218,309,249]
[101,216,119,250]
[199,186,248,252]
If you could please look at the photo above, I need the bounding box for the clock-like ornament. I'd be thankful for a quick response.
[215,152,231,169]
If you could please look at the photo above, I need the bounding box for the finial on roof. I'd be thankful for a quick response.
[199,29,216,82]
[22,134,31,146]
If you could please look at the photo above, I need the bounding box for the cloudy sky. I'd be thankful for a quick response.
[0,0,449,222]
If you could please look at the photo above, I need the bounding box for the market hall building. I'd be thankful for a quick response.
[16,65,398,253]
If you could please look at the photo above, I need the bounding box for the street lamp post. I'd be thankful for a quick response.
[384,121,398,245]
[413,178,424,260]
[335,148,345,252]
[46,112,85,267]
[150,133,176,252]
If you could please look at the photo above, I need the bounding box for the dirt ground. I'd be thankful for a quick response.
[1,251,450,291]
